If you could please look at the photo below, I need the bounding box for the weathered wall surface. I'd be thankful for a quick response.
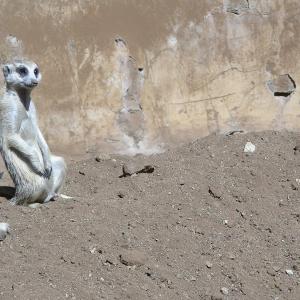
[0,0,299,154]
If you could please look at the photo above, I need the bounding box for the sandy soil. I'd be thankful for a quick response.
[0,131,300,300]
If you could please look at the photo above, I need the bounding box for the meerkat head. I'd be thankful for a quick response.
[2,60,42,91]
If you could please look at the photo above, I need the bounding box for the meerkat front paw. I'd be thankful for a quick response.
[31,158,45,177]
[41,157,52,179]
[43,165,52,179]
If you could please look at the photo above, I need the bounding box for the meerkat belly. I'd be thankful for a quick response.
[20,118,38,142]
[20,118,43,163]
[6,118,44,183]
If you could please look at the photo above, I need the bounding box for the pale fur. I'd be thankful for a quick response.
[0,59,66,205]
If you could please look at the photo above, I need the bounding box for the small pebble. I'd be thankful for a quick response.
[90,247,97,254]
[89,246,101,254]
[95,154,110,162]
[267,268,276,276]
[206,261,213,268]
[141,284,149,291]
[104,257,118,266]
[0,223,9,241]
[117,192,125,199]
[286,269,294,276]
[292,264,299,271]
[244,142,256,153]
[228,253,235,260]
[221,287,229,295]
[273,266,281,272]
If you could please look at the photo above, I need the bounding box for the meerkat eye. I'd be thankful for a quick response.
[17,66,28,77]
[34,68,39,77]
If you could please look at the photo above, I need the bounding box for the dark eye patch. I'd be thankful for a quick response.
[17,66,28,77]
[34,68,39,77]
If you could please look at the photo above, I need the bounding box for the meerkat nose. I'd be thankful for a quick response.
[31,80,38,85]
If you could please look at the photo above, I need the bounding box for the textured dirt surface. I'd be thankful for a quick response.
[0,131,300,299]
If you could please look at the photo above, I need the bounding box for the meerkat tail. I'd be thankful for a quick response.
[28,194,74,207]
[59,193,74,199]
[28,203,42,209]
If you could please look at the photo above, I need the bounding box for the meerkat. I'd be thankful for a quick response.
[0,59,66,205]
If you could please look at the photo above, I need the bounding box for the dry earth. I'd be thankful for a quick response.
[0,131,300,300]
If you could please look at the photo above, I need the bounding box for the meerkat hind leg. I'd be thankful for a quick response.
[8,197,19,206]
[9,194,27,206]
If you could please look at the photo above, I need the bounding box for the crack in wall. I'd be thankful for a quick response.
[115,38,146,150]
[171,93,235,105]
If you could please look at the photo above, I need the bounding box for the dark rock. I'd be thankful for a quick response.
[119,164,155,178]
[267,74,296,97]
[117,192,125,198]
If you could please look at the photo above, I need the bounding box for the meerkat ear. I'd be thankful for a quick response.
[2,64,11,78]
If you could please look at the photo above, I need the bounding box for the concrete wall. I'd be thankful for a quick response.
[0,0,299,154]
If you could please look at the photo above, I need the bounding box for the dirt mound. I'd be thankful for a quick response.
[0,131,300,299]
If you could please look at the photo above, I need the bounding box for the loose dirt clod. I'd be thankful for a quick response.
[95,154,111,162]
[119,249,147,266]
[119,164,155,178]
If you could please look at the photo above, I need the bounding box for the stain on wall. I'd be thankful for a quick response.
[0,0,299,154]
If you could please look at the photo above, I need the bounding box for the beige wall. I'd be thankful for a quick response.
[0,0,299,154]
